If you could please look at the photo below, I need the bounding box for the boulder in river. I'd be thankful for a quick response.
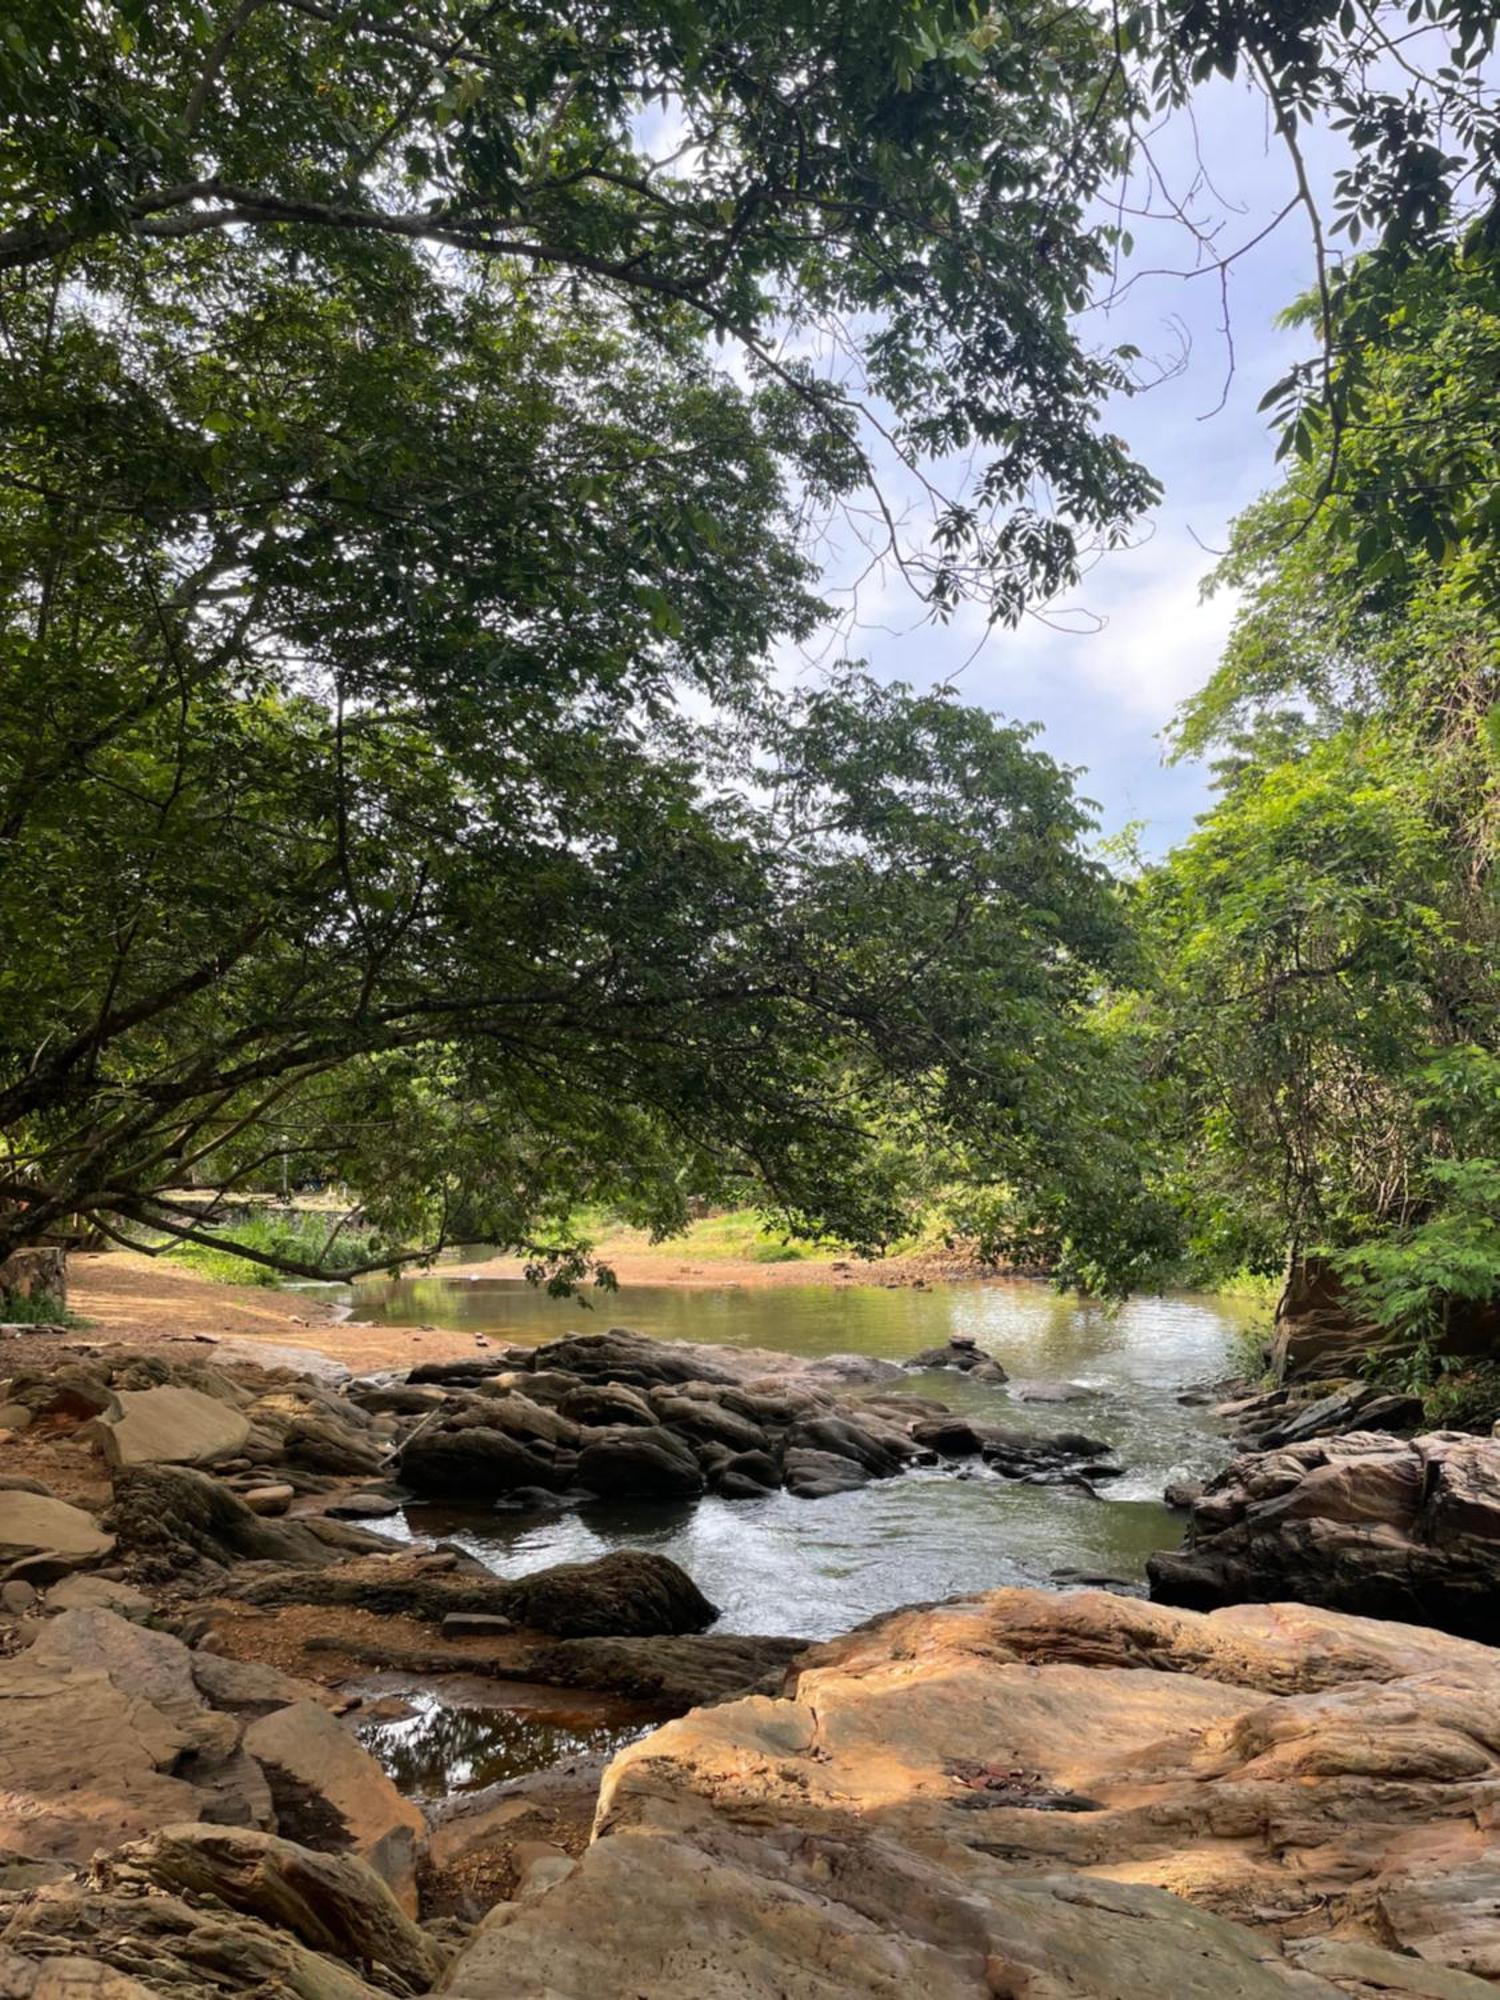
[1148,1429,1500,1640]
[574,1424,706,1500]
[901,1334,1008,1381]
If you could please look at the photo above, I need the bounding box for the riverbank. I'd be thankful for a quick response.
[5,1315,1500,1998]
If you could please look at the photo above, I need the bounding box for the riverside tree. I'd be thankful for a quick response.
[0,0,1495,1282]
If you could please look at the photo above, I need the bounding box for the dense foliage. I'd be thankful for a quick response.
[1137,242,1500,1339]
[1,0,1495,1286]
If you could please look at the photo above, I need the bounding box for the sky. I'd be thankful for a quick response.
[803,76,1352,857]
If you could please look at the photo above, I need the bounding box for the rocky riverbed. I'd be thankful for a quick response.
[5,1321,1500,1996]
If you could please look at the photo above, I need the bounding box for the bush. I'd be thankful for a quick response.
[0,1287,83,1326]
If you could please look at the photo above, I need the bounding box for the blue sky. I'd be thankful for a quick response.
[826,78,1349,856]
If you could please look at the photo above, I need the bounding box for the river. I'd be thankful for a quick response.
[345,1273,1252,1642]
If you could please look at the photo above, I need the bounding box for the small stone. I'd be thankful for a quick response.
[242,1483,294,1516]
[1,1578,38,1613]
[441,1611,514,1638]
[326,1491,402,1519]
[0,1402,32,1432]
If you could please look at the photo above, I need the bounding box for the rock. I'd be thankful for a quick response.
[0,1609,272,1864]
[188,1652,333,1717]
[782,1446,869,1497]
[522,1632,807,1708]
[1148,1430,1500,1639]
[512,1839,576,1901]
[556,1382,657,1428]
[499,1551,716,1639]
[1163,1477,1206,1510]
[441,1612,514,1638]
[1258,1383,1425,1448]
[1,1580,38,1614]
[93,1385,251,1469]
[0,1404,32,1433]
[43,1576,151,1621]
[397,1420,556,1499]
[0,1493,114,1581]
[574,1425,705,1500]
[785,1412,908,1477]
[648,1392,769,1456]
[441,1585,1500,1999]
[707,1448,780,1499]
[1007,1377,1094,1402]
[243,1483,295,1516]
[242,1702,427,1916]
[324,1492,401,1519]
[802,1352,905,1385]
[106,1822,447,1990]
[6,1368,119,1425]
[0,1878,392,1999]
[233,1547,718,1639]
[902,1337,1008,1382]
[0,1475,51,1497]
[107,1464,387,1576]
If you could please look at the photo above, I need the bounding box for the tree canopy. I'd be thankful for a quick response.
[1,0,1496,1288]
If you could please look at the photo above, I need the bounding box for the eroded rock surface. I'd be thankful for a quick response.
[442,1587,1500,1999]
[1148,1429,1500,1639]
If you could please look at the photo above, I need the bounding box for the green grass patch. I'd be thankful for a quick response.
[166,1209,380,1287]
[0,1286,85,1326]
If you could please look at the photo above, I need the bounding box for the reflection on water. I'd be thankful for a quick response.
[356,1691,645,1798]
[350,1274,1254,1642]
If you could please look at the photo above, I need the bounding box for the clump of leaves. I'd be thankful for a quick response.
[0,1287,83,1326]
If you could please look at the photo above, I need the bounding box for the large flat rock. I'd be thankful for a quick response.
[0,1492,114,1579]
[94,1384,251,1468]
[442,1587,1500,1998]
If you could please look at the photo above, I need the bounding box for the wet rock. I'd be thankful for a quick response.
[324,1492,402,1520]
[521,1330,739,1390]
[902,1335,1008,1382]
[1164,1477,1206,1510]
[802,1352,906,1386]
[105,1821,448,1990]
[242,1702,426,1916]
[1007,1377,1094,1402]
[1258,1383,1425,1449]
[397,1419,555,1499]
[785,1413,907,1478]
[1148,1430,1500,1639]
[92,1385,251,1470]
[647,1392,769,1456]
[707,1449,780,1499]
[0,1493,114,1582]
[574,1425,705,1500]
[782,1446,869,1498]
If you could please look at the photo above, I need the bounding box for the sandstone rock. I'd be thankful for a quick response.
[242,1703,426,1916]
[107,1822,447,1990]
[441,1612,514,1638]
[648,1391,770,1456]
[0,1580,38,1614]
[0,1494,113,1582]
[0,1405,32,1434]
[324,1492,401,1519]
[556,1382,657,1428]
[0,1610,272,1865]
[1,1880,391,2000]
[6,1369,119,1425]
[42,1576,151,1622]
[1148,1430,1500,1639]
[188,1651,332,1717]
[243,1483,294,1516]
[441,1586,1500,1998]
[574,1424,705,1500]
[93,1385,251,1470]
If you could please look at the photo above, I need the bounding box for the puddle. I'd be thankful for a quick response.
[356,1691,649,1799]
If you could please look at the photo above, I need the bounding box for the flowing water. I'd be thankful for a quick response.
[349,1274,1253,1643]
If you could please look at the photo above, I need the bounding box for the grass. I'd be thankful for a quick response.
[0,1287,86,1327]
[166,1209,380,1287]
